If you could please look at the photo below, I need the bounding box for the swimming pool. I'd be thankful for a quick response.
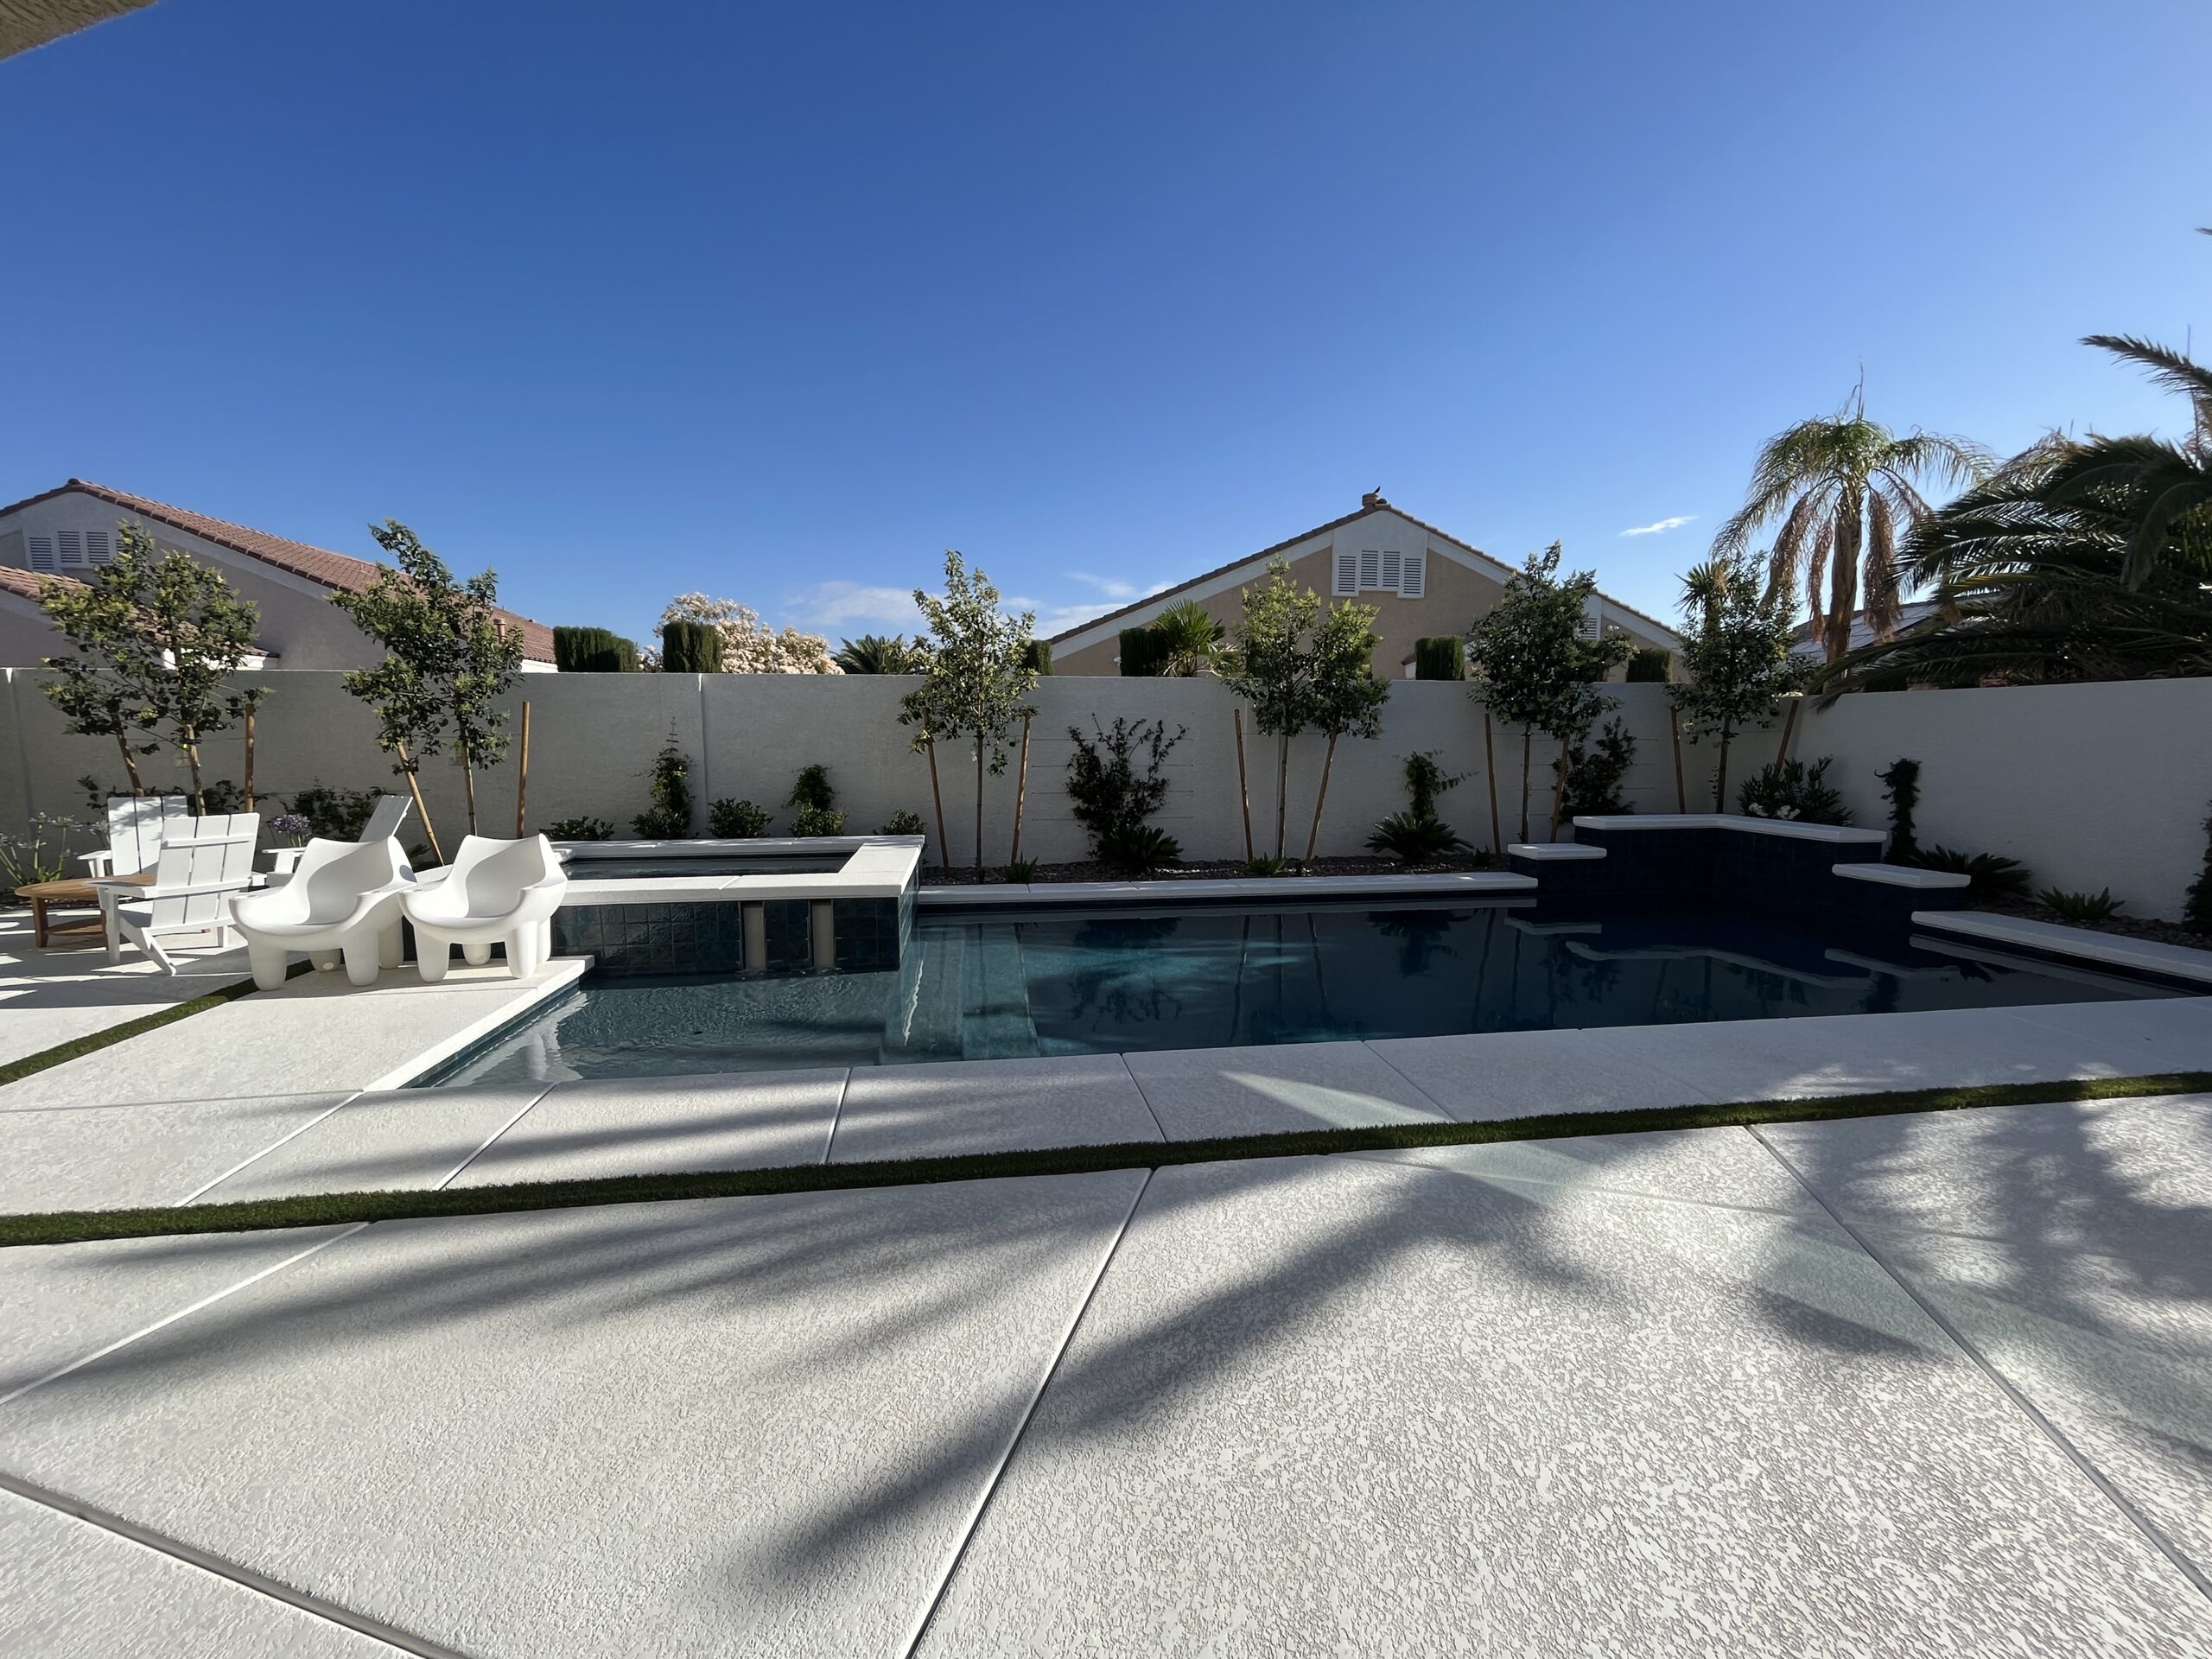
[418,897,2178,1085]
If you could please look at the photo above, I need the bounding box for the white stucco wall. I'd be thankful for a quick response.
[5,670,2206,918]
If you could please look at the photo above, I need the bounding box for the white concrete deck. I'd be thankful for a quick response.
[0,913,257,1071]
[3,1096,2208,1654]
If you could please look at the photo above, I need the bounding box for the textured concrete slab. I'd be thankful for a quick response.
[1759,1095,2212,1260]
[194,1086,550,1203]
[1864,1225,2212,1586]
[0,913,256,1075]
[919,1154,2209,1656]
[1124,1041,1449,1139]
[0,1487,399,1658]
[13,958,585,1108]
[0,1225,358,1402]
[1358,1123,1822,1214]
[0,1173,1147,1659]
[1365,1027,1717,1122]
[1916,910,2212,984]
[1994,996,2212,1076]
[830,1055,1160,1162]
[0,1093,352,1214]
[451,1070,846,1187]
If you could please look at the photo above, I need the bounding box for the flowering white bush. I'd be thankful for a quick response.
[658,594,842,675]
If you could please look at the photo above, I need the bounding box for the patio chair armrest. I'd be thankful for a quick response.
[130,877,259,902]
[79,851,117,876]
[269,847,307,874]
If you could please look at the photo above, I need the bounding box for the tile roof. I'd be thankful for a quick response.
[0,480,556,661]
[0,563,280,657]
[1047,499,1680,645]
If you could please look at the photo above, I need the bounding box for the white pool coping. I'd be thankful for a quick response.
[915,871,1539,908]
[559,836,922,905]
[1573,812,1887,845]
[1507,842,1605,861]
[1835,861,1970,889]
[1911,909,2212,985]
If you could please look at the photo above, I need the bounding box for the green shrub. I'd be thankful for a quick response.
[787,764,836,813]
[791,804,848,836]
[1737,756,1850,824]
[1624,646,1673,683]
[1022,639,1053,676]
[1117,625,1165,677]
[1558,718,1636,817]
[1066,717,1185,859]
[880,809,927,836]
[1003,857,1040,882]
[546,817,614,841]
[1878,758,1922,861]
[708,798,770,838]
[289,781,379,841]
[1413,637,1465,681]
[2039,887,2122,922]
[1099,823,1182,874]
[1910,844,2032,900]
[1368,811,1467,862]
[1244,855,1290,876]
[661,620,723,674]
[632,733,694,837]
[554,626,639,673]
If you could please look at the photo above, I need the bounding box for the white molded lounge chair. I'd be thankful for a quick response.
[230,837,416,990]
[401,835,566,981]
[269,794,414,880]
[100,814,261,971]
[81,795,189,878]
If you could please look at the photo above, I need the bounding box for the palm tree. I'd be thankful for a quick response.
[833,633,925,674]
[1149,600,1226,676]
[1712,388,1990,661]
[1820,337,2212,689]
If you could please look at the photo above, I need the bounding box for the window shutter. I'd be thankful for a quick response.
[1379,550,1402,592]
[1357,549,1381,590]
[27,535,56,571]
[84,529,112,565]
[1401,550,1425,598]
[1333,547,1357,596]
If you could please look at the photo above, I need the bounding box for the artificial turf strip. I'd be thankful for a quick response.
[4,1068,2208,1249]
[0,963,305,1090]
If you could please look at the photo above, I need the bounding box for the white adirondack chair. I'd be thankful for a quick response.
[402,835,567,981]
[101,814,261,972]
[268,794,415,880]
[231,837,415,989]
[80,795,189,878]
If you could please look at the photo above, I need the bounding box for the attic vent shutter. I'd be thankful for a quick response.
[1380,550,1402,591]
[84,529,111,565]
[1401,550,1425,598]
[27,536,56,572]
[1333,548,1357,596]
[56,531,85,568]
[1357,549,1381,590]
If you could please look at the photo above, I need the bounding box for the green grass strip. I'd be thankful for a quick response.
[0,970,282,1090]
[5,1069,2207,1249]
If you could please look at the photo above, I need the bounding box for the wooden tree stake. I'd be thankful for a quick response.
[1233,709,1254,862]
[1669,704,1687,812]
[1009,713,1033,863]
[514,701,532,836]
[925,740,950,870]
[1482,709,1503,855]
[1777,696,1801,766]
[242,706,257,814]
[395,740,444,865]
[1303,732,1339,863]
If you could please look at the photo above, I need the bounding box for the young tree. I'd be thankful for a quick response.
[1669,559,1804,809]
[1463,543,1630,840]
[898,551,1039,878]
[37,523,262,810]
[1217,559,1389,859]
[662,594,843,673]
[331,520,524,839]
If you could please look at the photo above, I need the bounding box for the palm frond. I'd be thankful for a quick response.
[2083,334,2212,426]
[1863,487,1901,639]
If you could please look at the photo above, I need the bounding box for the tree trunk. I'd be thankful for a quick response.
[183,724,205,816]
[113,732,143,797]
[242,708,257,813]
[1274,733,1290,859]
[1548,732,1572,840]
[973,741,985,880]
[1518,726,1533,842]
[1714,719,1735,810]
[1303,733,1338,863]
[461,745,480,836]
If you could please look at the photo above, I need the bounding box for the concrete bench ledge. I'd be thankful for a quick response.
[1506,842,1606,861]
[1573,813,1887,845]
[1834,862,1970,889]
[1911,909,2212,985]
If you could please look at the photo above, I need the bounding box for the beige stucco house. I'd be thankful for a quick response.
[0,480,557,671]
[1049,493,1679,677]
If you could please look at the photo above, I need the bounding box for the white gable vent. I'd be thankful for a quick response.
[1336,547,1427,600]
[27,535,56,571]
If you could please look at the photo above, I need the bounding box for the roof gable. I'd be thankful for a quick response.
[0,480,556,661]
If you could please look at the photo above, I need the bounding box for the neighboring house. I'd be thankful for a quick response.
[0,480,557,671]
[1048,493,1680,676]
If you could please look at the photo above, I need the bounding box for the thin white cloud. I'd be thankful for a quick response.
[784,582,922,632]
[1621,514,1696,537]
[1066,571,1141,601]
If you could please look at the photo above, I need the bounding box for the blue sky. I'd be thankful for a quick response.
[3,0,2205,645]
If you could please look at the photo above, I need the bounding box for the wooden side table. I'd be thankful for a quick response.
[13,878,105,948]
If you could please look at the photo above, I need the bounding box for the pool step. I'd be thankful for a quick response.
[962,924,1042,1060]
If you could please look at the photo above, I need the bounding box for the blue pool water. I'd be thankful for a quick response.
[422,899,2177,1085]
